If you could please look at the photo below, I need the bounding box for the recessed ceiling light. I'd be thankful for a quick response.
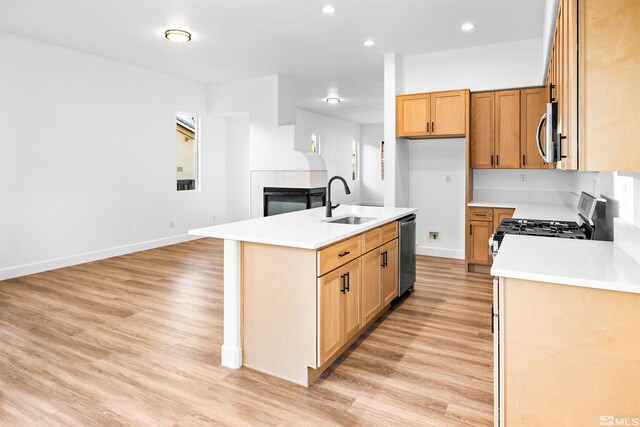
[322,5,336,14]
[461,22,475,31]
[325,97,341,104]
[165,29,192,43]
[363,39,375,47]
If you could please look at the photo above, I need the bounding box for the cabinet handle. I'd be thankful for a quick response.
[381,252,386,267]
[558,133,567,159]
[345,272,350,292]
[340,274,346,294]
[491,304,495,334]
[522,154,526,166]
[338,250,350,257]
[426,122,430,132]
[432,122,435,132]
[474,213,487,217]
[470,224,473,235]
[490,155,494,166]
[496,155,499,166]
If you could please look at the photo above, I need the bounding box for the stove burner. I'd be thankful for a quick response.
[492,218,588,247]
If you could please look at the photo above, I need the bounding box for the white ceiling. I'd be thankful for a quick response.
[0,0,546,124]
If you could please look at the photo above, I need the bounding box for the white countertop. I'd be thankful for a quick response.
[189,205,417,249]
[491,235,640,294]
[468,200,579,222]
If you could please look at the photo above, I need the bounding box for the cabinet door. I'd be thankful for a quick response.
[396,94,430,137]
[430,90,466,136]
[495,90,521,169]
[342,259,362,342]
[381,239,398,306]
[520,88,549,169]
[318,269,344,365]
[361,248,382,325]
[493,208,515,233]
[471,92,495,168]
[467,220,493,265]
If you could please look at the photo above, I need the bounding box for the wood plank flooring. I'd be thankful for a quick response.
[0,239,493,426]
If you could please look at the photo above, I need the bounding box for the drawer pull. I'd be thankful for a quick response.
[474,213,487,217]
[338,250,351,257]
[340,274,346,294]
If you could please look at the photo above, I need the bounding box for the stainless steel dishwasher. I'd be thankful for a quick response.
[397,214,416,297]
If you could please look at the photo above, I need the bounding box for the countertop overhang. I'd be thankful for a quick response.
[189,205,417,250]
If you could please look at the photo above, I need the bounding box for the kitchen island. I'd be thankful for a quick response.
[190,205,417,386]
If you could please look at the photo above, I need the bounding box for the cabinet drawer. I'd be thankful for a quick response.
[381,221,398,244]
[469,207,493,222]
[361,227,383,254]
[317,236,361,277]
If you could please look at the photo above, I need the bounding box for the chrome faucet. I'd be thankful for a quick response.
[326,176,351,217]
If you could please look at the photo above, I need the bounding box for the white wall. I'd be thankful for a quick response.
[395,38,544,258]
[361,123,384,203]
[0,33,227,279]
[296,109,361,205]
[225,115,251,222]
[473,169,576,204]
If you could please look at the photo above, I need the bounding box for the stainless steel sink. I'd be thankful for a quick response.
[326,216,375,225]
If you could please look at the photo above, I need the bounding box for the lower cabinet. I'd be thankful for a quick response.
[466,206,515,272]
[361,239,399,325]
[318,258,361,365]
[381,239,399,306]
[318,223,400,367]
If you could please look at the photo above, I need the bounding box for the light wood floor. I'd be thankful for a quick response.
[0,239,494,426]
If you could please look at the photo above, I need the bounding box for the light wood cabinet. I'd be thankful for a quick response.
[396,93,430,138]
[466,207,514,271]
[361,248,383,325]
[430,90,467,136]
[546,0,640,171]
[494,90,520,169]
[318,268,344,364]
[467,220,492,266]
[496,277,640,425]
[318,258,361,365]
[470,92,495,169]
[520,87,550,169]
[493,208,515,231]
[381,239,398,306]
[472,88,547,169]
[397,90,468,139]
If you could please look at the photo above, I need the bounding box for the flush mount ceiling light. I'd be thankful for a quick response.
[461,22,475,31]
[322,5,336,14]
[165,29,192,43]
[325,97,341,104]
[363,39,375,47]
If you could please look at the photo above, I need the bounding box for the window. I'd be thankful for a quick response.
[311,134,321,153]
[380,140,385,180]
[176,112,199,191]
[352,140,360,181]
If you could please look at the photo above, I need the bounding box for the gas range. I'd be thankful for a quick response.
[489,192,607,257]
[490,218,588,254]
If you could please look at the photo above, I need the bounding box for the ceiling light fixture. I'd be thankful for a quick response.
[461,22,475,31]
[325,97,341,104]
[363,39,375,47]
[322,5,336,14]
[165,29,192,43]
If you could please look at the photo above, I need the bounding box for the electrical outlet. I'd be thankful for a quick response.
[170,221,174,228]
[428,231,440,241]
[445,175,452,183]
[520,174,527,184]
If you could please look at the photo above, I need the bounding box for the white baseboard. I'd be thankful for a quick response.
[0,234,201,281]
[416,245,465,260]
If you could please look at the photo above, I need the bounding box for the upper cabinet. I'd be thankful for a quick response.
[396,90,468,139]
[547,0,640,171]
[472,88,545,169]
